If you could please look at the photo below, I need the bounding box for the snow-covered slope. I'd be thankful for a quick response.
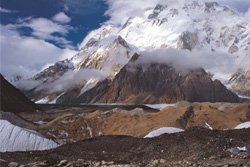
[228,70,250,97]
[71,35,136,78]
[0,120,58,152]
[116,1,249,91]
[118,2,249,64]
[144,127,184,138]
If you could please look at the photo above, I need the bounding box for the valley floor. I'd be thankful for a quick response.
[1,128,250,167]
[1,102,250,167]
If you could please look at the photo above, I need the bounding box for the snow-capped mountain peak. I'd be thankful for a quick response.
[118,1,247,52]
[19,0,250,102]
[71,35,136,77]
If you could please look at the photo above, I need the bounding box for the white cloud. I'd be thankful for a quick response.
[38,69,107,93]
[58,48,78,60]
[52,12,71,24]
[27,17,70,35]
[5,17,73,47]
[138,48,239,81]
[0,7,13,13]
[0,25,77,80]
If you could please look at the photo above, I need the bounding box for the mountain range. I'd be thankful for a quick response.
[16,0,250,104]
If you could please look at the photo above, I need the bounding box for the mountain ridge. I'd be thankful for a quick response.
[17,0,249,103]
[56,54,239,104]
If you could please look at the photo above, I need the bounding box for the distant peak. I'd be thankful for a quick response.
[154,4,167,11]
[148,4,167,19]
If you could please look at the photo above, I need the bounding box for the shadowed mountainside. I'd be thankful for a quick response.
[0,74,39,113]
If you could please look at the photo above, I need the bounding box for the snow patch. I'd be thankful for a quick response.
[145,104,175,110]
[144,127,184,138]
[234,121,250,129]
[205,122,213,130]
[227,146,250,154]
[35,97,50,104]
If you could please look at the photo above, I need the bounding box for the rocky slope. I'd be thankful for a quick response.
[56,54,239,104]
[0,74,39,113]
[37,102,249,143]
[1,101,249,165]
[229,70,250,97]
[2,128,250,166]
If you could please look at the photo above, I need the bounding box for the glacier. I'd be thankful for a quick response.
[0,120,58,152]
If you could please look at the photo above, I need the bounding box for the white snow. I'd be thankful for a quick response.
[49,92,65,104]
[34,120,47,125]
[144,104,175,110]
[227,146,250,154]
[0,120,58,152]
[79,78,99,95]
[144,127,184,138]
[35,97,50,104]
[205,122,213,130]
[234,121,250,129]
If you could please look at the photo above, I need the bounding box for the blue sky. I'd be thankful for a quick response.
[0,0,109,48]
[0,0,250,79]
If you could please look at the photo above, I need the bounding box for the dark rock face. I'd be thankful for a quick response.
[57,55,239,104]
[0,74,39,113]
[148,4,167,19]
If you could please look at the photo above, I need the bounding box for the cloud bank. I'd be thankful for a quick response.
[0,25,77,80]
[138,48,240,81]
[7,16,73,47]
[45,69,107,93]
[1,9,77,80]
